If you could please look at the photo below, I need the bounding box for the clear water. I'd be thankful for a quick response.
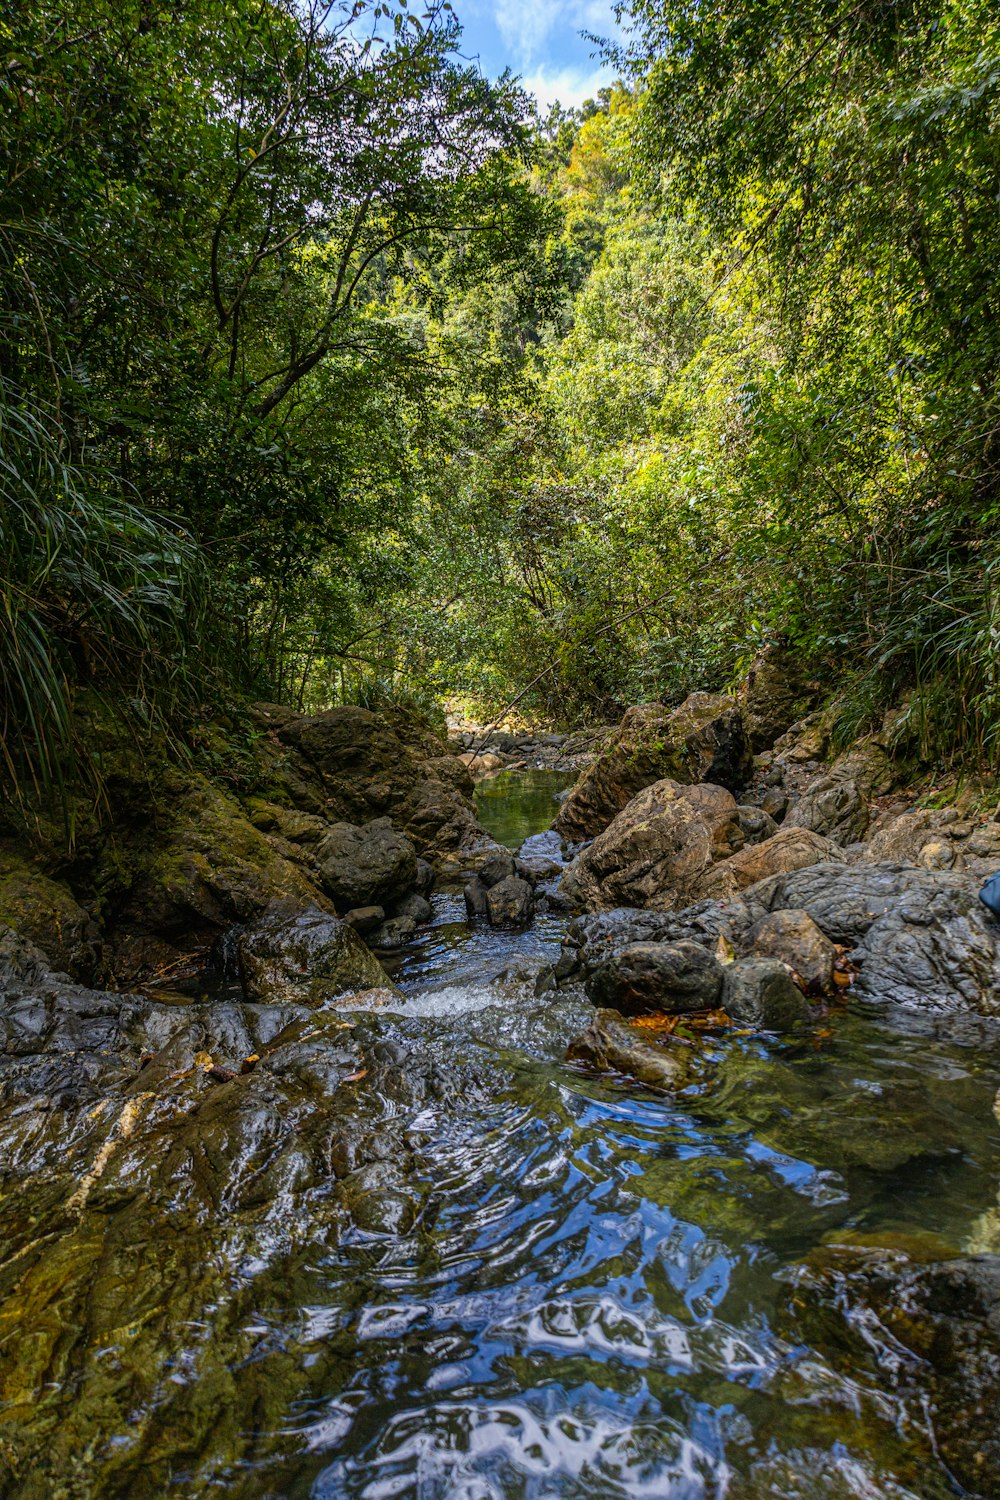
[473,768,576,849]
[3,772,1000,1498]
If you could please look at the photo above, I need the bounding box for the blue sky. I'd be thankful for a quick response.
[451,0,622,111]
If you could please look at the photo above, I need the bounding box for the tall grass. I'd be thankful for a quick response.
[0,385,206,831]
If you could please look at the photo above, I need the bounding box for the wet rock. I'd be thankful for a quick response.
[478,847,517,888]
[370,915,417,950]
[560,779,745,913]
[560,900,755,984]
[747,909,836,993]
[486,875,534,930]
[237,902,389,1005]
[695,826,846,902]
[566,1008,694,1091]
[586,939,724,1015]
[413,858,436,896]
[740,646,820,751]
[464,876,490,919]
[721,957,811,1031]
[554,694,752,841]
[392,892,433,924]
[314,817,417,909]
[343,904,386,935]
[784,773,869,844]
[516,853,562,883]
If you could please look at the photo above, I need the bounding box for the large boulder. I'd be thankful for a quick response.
[558,900,756,985]
[693,826,846,903]
[721,957,812,1031]
[251,702,494,862]
[314,817,417,909]
[742,862,1000,1014]
[560,779,749,913]
[740,647,820,752]
[237,902,390,1005]
[586,939,724,1014]
[109,773,330,982]
[784,773,869,845]
[553,694,752,842]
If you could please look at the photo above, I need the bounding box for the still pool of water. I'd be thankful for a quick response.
[2,770,999,1498]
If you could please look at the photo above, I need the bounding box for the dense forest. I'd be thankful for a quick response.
[4,0,1000,808]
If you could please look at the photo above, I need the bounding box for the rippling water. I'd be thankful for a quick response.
[3,770,999,1498]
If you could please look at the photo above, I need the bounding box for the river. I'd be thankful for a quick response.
[2,769,999,1497]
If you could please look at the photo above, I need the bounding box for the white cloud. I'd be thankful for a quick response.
[492,0,618,66]
[519,61,614,110]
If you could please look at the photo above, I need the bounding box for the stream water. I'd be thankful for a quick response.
[3,770,1000,1497]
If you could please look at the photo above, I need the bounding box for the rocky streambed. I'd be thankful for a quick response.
[1,689,1000,1497]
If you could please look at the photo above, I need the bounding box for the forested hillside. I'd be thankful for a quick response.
[3,0,1000,810]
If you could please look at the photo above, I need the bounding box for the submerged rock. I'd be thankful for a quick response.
[586,939,724,1015]
[782,1250,1000,1496]
[554,693,752,841]
[566,1008,694,1090]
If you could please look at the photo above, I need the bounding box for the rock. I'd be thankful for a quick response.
[747,909,836,993]
[772,711,831,764]
[458,750,510,779]
[784,773,869,844]
[760,787,789,821]
[314,817,417,909]
[237,903,389,1005]
[721,957,812,1031]
[586,939,724,1015]
[744,862,1000,1014]
[370,915,417,949]
[343,905,386,934]
[478,848,517,888]
[485,875,534,929]
[413,858,436,895]
[0,849,100,981]
[736,804,779,844]
[516,853,562,883]
[110,774,329,980]
[560,779,745,912]
[694,827,846,902]
[864,806,1000,873]
[554,694,752,841]
[559,900,755,985]
[392,892,433,924]
[740,647,819,751]
[566,1009,694,1091]
[251,701,496,862]
[829,736,896,796]
[463,876,490,919]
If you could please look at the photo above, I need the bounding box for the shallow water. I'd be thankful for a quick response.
[2,773,1000,1498]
